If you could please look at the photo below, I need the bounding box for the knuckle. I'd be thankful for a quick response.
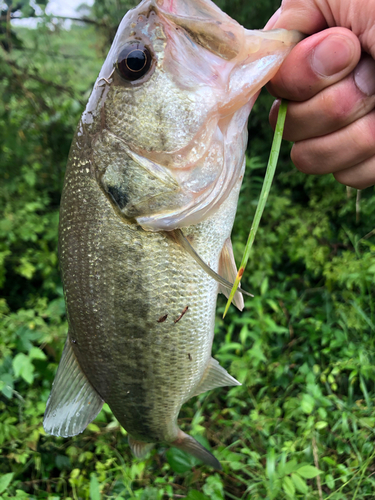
[321,88,355,124]
[351,112,375,152]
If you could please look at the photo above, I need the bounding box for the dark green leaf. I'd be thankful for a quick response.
[185,490,210,500]
[296,466,322,479]
[0,473,14,494]
[165,447,194,473]
[89,474,100,500]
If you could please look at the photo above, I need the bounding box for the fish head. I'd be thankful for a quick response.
[84,0,302,230]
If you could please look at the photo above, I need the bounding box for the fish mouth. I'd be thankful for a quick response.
[151,0,243,60]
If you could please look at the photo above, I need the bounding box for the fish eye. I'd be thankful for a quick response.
[116,43,152,82]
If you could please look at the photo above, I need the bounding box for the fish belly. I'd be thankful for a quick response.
[58,136,240,443]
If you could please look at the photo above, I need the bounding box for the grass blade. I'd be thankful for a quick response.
[223,99,288,318]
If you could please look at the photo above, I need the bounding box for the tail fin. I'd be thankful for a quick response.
[172,430,222,470]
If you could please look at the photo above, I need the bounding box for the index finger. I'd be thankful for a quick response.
[266,0,328,33]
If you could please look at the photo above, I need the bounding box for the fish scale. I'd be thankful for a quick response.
[44,0,302,469]
[59,132,239,444]
[107,76,212,153]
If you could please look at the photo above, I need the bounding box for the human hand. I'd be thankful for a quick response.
[265,0,375,189]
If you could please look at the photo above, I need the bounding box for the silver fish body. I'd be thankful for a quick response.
[44,0,301,468]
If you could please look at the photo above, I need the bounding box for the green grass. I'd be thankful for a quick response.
[224,99,288,317]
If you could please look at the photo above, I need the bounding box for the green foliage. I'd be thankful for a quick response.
[90,0,141,46]
[1,0,375,499]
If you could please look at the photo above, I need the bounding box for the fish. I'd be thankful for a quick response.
[43,0,301,469]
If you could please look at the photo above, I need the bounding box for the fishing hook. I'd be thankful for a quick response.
[95,68,115,89]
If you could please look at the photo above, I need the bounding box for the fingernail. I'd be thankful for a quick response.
[354,55,375,96]
[312,35,354,77]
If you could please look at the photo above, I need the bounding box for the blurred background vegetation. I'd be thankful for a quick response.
[0,0,375,498]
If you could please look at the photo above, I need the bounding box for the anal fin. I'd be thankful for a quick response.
[192,357,241,397]
[219,238,244,311]
[128,435,155,458]
[43,337,104,437]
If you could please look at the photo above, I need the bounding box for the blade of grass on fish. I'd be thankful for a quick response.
[223,99,288,318]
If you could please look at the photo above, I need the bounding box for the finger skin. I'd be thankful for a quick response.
[333,156,375,189]
[269,0,375,60]
[291,109,375,174]
[267,28,361,102]
[269,71,375,142]
[265,0,375,188]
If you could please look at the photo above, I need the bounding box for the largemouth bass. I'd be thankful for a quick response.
[44,0,301,469]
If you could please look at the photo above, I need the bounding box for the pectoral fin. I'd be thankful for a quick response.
[172,229,253,298]
[219,238,244,311]
[192,357,241,397]
[43,337,104,437]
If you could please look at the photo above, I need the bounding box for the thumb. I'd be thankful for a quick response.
[267,28,361,102]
